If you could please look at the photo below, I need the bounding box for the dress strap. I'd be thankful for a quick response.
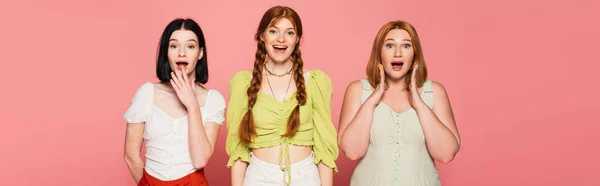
[421,80,434,108]
[359,79,374,104]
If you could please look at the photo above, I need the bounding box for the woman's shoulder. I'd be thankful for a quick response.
[306,69,331,84]
[229,70,252,86]
[131,81,155,96]
[206,88,225,100]
[232,70,251,80]
[427,79,447,95]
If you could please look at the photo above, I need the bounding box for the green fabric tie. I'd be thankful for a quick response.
[278,137,291,186]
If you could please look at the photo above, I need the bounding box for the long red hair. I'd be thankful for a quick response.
[366,21,428,89]
[239,6,306,144]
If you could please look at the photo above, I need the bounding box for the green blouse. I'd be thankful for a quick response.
[225,70,339,178]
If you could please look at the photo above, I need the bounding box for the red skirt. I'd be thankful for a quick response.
[138,169,209,186]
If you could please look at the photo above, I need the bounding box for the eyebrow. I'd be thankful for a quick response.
[384,38,412,42]
[169,39,198,43]
[271,25,296,30]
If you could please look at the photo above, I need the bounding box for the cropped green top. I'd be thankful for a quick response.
[225,70,339,183]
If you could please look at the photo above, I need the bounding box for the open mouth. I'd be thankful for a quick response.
[273,45,288,54]
[391,61,404,70]
[176,61,188,69]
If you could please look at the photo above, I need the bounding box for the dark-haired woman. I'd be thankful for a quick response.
[123,18,224,186]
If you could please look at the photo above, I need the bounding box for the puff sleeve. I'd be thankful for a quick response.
[225,71,252,167]
[123,82,154,124]
[309,70,339,172]
[202,90,226,125]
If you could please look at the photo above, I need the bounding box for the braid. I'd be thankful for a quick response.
[239,41,267,143]
[283,48,306,137]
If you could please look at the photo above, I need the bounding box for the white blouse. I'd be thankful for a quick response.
[123,82,225,181]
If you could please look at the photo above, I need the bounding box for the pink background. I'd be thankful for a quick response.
[1,0,599,185]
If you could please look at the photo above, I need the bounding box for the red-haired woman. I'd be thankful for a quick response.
[225,6,339,186]
[338,21,461,186]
